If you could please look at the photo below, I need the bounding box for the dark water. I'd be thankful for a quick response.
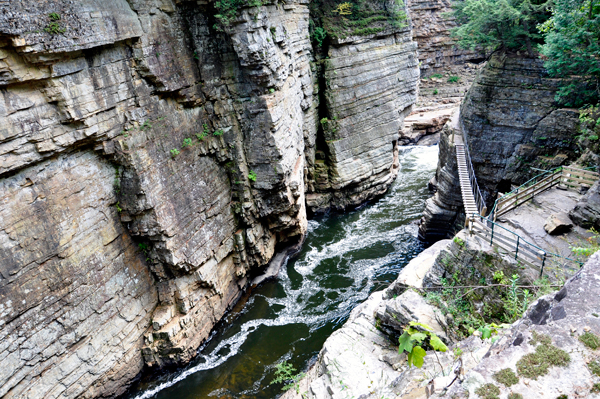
[125,145,438,399]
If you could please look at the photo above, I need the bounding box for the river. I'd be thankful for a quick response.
[123,144,438,399]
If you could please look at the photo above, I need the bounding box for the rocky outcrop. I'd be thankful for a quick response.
[571,181,600,230]
[0,0,421,397]
[0,0,314,397]
[407,0,486,112]
[305,19,420,212]
[418,112,464,242]
[544,212,573,235]
[437,251,600,399]
[420,52,582,241]
[407,0,484,76]
[461,52,580,195]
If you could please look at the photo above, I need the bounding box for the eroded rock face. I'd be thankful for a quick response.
[0,0,420,397]
[570,181,600,230]
[418,112,464,242]
[461,52,580,195]
[305,18,420,212]
[0,0,314,397]
[436,252,600,399]
[420,52,581,241]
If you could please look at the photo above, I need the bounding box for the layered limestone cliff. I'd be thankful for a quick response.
[419,52,581,242]
[304,8,420,212]
[0,0,419,397]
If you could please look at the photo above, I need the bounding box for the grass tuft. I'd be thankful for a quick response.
[579,331,600,349]
[474,383,500,399]
[493,368,519,387]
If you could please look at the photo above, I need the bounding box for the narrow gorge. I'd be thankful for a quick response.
[0,0,444,397]
[3,0,599,398]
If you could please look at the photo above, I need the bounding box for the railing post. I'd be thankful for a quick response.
[490,222,494,245]
[515,236,519,260]
[539,251,547,278]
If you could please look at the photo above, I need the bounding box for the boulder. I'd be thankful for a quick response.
[375,290,450,343]
[544,212,573,235]
[570,180,600,229]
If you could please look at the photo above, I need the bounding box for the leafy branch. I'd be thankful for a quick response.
[398,321,448,368]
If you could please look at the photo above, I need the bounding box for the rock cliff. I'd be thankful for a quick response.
[0,0,419,397]
[304,1,420,212]
[419,51,581,242]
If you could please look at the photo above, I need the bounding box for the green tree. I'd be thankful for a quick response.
[450,0,549,54]
[539,0,600,106]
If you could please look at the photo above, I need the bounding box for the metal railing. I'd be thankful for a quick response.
[458,118,487,216]
[468,213,584,277]
[455,115,598,278]
[490,165,600,221]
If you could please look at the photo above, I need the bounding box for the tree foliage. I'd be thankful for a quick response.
[539,0,600,106]
[450,0,549,53]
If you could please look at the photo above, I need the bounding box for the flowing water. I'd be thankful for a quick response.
[125,145,439,399]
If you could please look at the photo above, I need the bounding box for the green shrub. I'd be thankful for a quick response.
[398,321,448,368]
[270,361,305,393]
[213,129,224,136]
[508,394,523,399]
[170,149,180,157]
[432,89,438,95]
[182,138,193,148]
[447,75,461,83]
[311,26,327,47]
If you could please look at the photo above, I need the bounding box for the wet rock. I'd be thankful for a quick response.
[544,212,573,235]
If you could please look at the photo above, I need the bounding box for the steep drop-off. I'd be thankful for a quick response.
[419,52,581,242]
[0,0,419,397]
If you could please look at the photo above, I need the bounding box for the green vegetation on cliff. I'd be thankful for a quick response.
[451,0,599,106]
[309,0,407,46]
[539,0,600,106]
[450,0,549,53]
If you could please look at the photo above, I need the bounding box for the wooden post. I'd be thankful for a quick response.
[515,236,519,260]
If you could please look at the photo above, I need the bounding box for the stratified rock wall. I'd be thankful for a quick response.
[418,114,463,242]
[420,52,580,241]
[0,0,419,397]
[461,52,579,195]
[0,0,316,397]
[407,0,483,76]
[306,20,420,212]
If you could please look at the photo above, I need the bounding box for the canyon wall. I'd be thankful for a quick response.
[305,28,420,212]
[419,52,581,242]
[0,0,418,397]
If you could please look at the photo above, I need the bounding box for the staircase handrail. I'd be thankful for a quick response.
[458,118,487,216]
[469,213,584,276]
